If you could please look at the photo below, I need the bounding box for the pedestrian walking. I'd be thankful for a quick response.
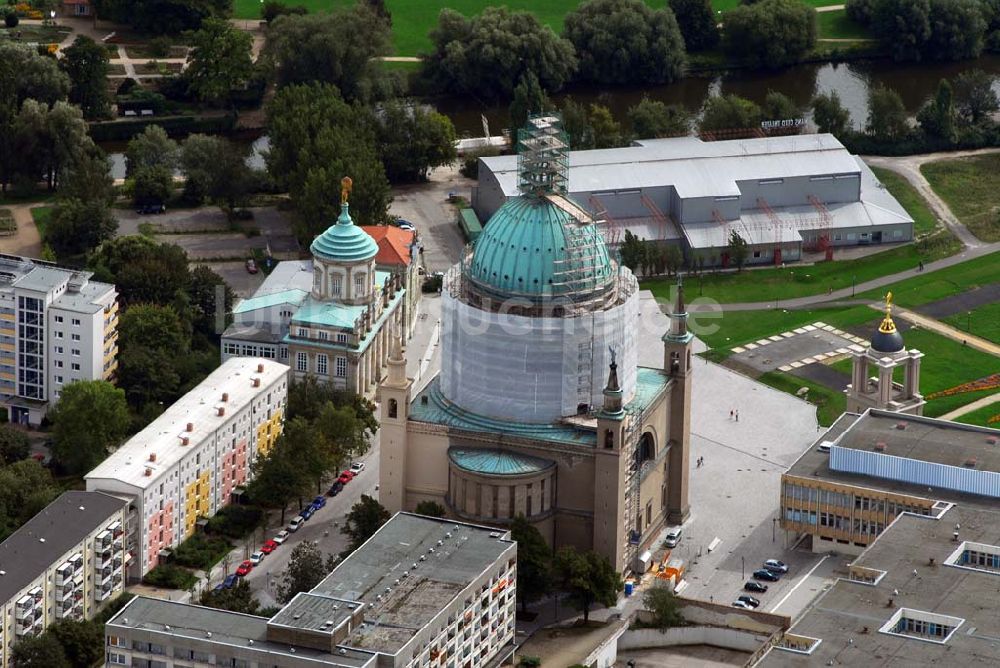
[735,410,740,422]
[730,409,734,420]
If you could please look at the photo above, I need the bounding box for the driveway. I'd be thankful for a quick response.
[390,165,472,273]
[0,204,43,258]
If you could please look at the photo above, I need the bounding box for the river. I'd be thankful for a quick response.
[104,55,1000,178]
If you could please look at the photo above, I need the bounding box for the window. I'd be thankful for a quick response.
[54,316,64,323]
[72,318,80,326]
[71,333,80,341]
[317,354,328,375]
[54,331,63,339]
[318,331,329,341]
[335,356,347,377]
[388,398,398,418]
[297,328,308,337]
[71,363,80,371]
[337,332,348,344]
[354,272,366,295]
[55,360,63,368]
[55,375,63,384]
[55,346,63,354]
[331,274,342,297]
[296,352,307,372]
[72,349,80,356]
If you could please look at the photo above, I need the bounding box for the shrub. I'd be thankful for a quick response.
[116,77,139,96]
[147,36,172,58]
[262,0,307,23]
[4,11,19,27]
[142,564,197,589]
[204,505,263,539]
[171,534,231,570]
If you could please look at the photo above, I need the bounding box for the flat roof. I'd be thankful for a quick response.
[0,491,126,604]
[309,513,515,654]
[761,503,1000,666]
[481,134,862,200]
[269,592,359,633]
[107,597,375,667]
[85,358,288,491]
[0,255,115,314]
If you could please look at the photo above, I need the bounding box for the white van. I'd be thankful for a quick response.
[287,516,305,533]
[664,527,682,548]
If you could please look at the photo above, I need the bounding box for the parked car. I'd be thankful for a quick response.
[350,462,365,475]
[327,481,344,497]
[273,530,290,544]
[236,560,253,576]
[753,569,780,582]
[731,600,753,609]
[300,506,314,521]
[136,202,166,215]
[245,258,258,274]
[338,471,353,485]
[287,517,304,533]
[663,528,682,548]
[249,551,266,565]
[397,219,415,231]
[312,495,327,510]
[744,581,769,593]
[223,574,238,589]
[737,595,760,608]
[213,583,225,591]
[764,559,789,573]
[261,539,278,554]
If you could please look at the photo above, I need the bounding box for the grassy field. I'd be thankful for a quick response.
[922,154,1000,242]
[31,206,52,241]
[237,0,846,53]
[855,250,1000,308]
[955,402,1000,429]
[758,370,846,426]
[871,167,938,237]
[816,9,873,41]
[942,301,1000,345]
[0,25,71,44]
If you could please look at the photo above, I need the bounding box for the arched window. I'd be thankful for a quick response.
[604,429,614,449]
[388,398,398,418]
[638,432,655,464]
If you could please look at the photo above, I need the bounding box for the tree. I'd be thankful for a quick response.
[564,0,686,85]
[627,98,690,139]
[423,7,577,100]
[60,149,115,204]
[185,18,254,104]
[811,90,852,136]
[0,425,30,464]
[0,42,70,108]
[46,197,118,256]
[188,265,235,339]
[117,304,189,407]
[872,0,931,61]
[10,632,70,668]
[49,381,129,474]
[61,36,111,120]
[200,579,261,614]
[282,417,335,496]
[509,72,550,132]
[643,585,684,629]
[287,374,378,435]
[845,0,876,24]
[341,495,390,554]
[917,79,956,141]
[315,403,370,466]
[560,98,595,150]
[12,100,92,192]
[588,104,626,149]
[414,501,446,518]
[722,0,817,68]
[669,0,719,51]
[927,0,986,61]
[88,236,191,307]
[125,124,178,177]
[180,134,255,209]
[510,515,551,613]
[727,229,749,271]
[276,542,338,603]
[699,94,762,134]
[247,447,306,524]
[47,620,105,668]
[261,0,307,23]
[0,460,61,540]
[552,546,622,623]
[952,69,999,125]
[92,0,232,35]
[265,83,391,239]
[266,8,395,102]
[761,91,801,122]
[866,85,909,141]
[375,100,457,183]
[618,230,646,273]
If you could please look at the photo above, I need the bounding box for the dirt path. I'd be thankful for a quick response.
[0,205,43,258]
[869,303,1000,357]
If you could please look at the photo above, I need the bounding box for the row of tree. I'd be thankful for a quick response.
[10,594,134,667]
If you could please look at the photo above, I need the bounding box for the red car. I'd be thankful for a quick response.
[338,470,354,484]
[236,560,253,576]
[261,539,278,554]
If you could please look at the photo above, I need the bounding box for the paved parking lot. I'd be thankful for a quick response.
[389,165,472,273]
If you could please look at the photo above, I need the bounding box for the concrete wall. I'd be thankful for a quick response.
[619,626,770,653]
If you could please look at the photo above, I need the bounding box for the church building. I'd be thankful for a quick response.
[379,116,692,574]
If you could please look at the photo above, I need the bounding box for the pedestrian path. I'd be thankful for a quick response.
[880,304,1000,358]
[939,392,1000,421]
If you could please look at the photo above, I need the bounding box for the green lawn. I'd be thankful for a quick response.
[758,370,846,427]
[955,402,1000,429]
[816,9,873,41]
[31,206,52,241]
[922,154,1000,242]
[942,301,1000,345]
[855,250,1000,308]
[871,167,938,237]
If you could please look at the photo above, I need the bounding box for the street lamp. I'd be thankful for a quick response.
[741,555,745,580]
[851,275,856,297]
[967,311,972,333]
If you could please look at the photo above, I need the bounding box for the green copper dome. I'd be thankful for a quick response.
[448,447,554,476]
[468,196,614,300]
[310,203,378,263]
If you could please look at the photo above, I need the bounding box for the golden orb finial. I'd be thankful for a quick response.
[878,291,896,334]
[340,176,353,205]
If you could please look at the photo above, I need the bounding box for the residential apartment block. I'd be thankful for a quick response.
[85,358,289,579]
[0,255,118,425]
[780,408,1000,555]
[104,513,517,668]
[0,491,128,668]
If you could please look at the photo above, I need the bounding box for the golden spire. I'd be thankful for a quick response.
[340,176,353,205]
[878,291,896,334]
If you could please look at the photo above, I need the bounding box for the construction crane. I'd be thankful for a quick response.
[808,194,834,261]
[756,197,784,266]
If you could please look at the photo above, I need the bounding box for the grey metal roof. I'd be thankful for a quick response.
[0,491,126,604]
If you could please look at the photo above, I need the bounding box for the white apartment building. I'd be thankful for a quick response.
[104,513,517,668]
[85,358,289,579]
[0,491,128,668]
[0,255,118,425]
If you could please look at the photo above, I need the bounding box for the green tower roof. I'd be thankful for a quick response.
[467,196,614,300]
[310,202,378,263]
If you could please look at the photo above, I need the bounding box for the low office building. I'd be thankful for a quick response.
[0,491,128,668]
[762,501,1000,665]
[105,513,517,668]
[0,254,118,425]
[222,181,410,398]
[85,358,289,578]
[780,408,1000,555]
[473,133,913,267]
